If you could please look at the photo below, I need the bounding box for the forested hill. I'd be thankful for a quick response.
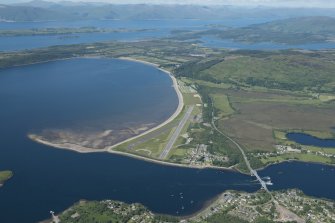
[252,16,335,35]
[212,16,335,44]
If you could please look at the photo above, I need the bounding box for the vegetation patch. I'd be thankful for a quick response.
[0,170,13,186]
[56,200,179,223]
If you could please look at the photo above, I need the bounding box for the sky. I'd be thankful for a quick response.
[1,0,334,8]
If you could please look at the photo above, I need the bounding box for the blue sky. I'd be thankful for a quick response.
[0,0,333,7]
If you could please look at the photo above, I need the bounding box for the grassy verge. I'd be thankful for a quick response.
[114,81,203,164]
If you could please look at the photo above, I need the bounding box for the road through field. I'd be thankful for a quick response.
[210,102,269,192]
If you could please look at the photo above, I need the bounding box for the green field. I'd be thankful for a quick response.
[261,153,334,166]
[114,85,203,164]
[174,49,335,170]
[210,94,234,117]
[199,53,335,93]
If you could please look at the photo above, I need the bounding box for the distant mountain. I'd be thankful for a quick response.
[14,0,106,8]
[213,16,335,44]
[1,2,335,22]
[0,4,251,21]
[0,4,73,21]
[255,16,335,35]
[14,0,58,8]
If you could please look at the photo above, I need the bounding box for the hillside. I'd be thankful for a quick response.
[0,4,73,21]
[216,16,335,44]
[175,50,335,93]
[258,16,335,34]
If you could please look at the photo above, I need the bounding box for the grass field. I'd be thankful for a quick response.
[274,129,335,141]
[219,89,335,151]
[261,153,334,166]
[114,81,203,163]
[211,94,235,118]
[175,51,335,94]
[176,71,335,169]
[114,107,186,159]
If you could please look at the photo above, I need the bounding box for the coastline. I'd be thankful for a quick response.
[106,57,184,150]
[28,56,184,151]
[29,57,335,173]
[2,57,75,69]
[24,56,183,154]
[27,56,236,172]
[29,134,234,171]
[3,55,104,69]
[256,158,335,171]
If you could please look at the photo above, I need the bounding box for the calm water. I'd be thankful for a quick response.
[0,58,259,222]
[0,18,273,30]
[260,161,335,200]
[0,58,334,223]
[0,18,274,51]
[286,133,335,148]
[200,36,335,50]
[0,31,171,52]
[2,19,335,51]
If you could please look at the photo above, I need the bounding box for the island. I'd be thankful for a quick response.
[0,170,13,187]
[0,27,156,37]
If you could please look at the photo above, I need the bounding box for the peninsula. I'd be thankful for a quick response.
[1,40,335,174]
[45,189,335,223]
[0,27,155,37]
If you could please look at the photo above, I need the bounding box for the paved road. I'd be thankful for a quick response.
[210,103,269,192]
[159,106,194,159]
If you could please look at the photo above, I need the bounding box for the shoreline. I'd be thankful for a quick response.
[27,56,235,172]
[29,134,234,171]
[256,158,335,171]
[26,56,335,173]
[28,56,184,152]
[106,57,184,150]
[2,55,104,69]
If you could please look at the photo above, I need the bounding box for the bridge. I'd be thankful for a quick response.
[211,102,269,192]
